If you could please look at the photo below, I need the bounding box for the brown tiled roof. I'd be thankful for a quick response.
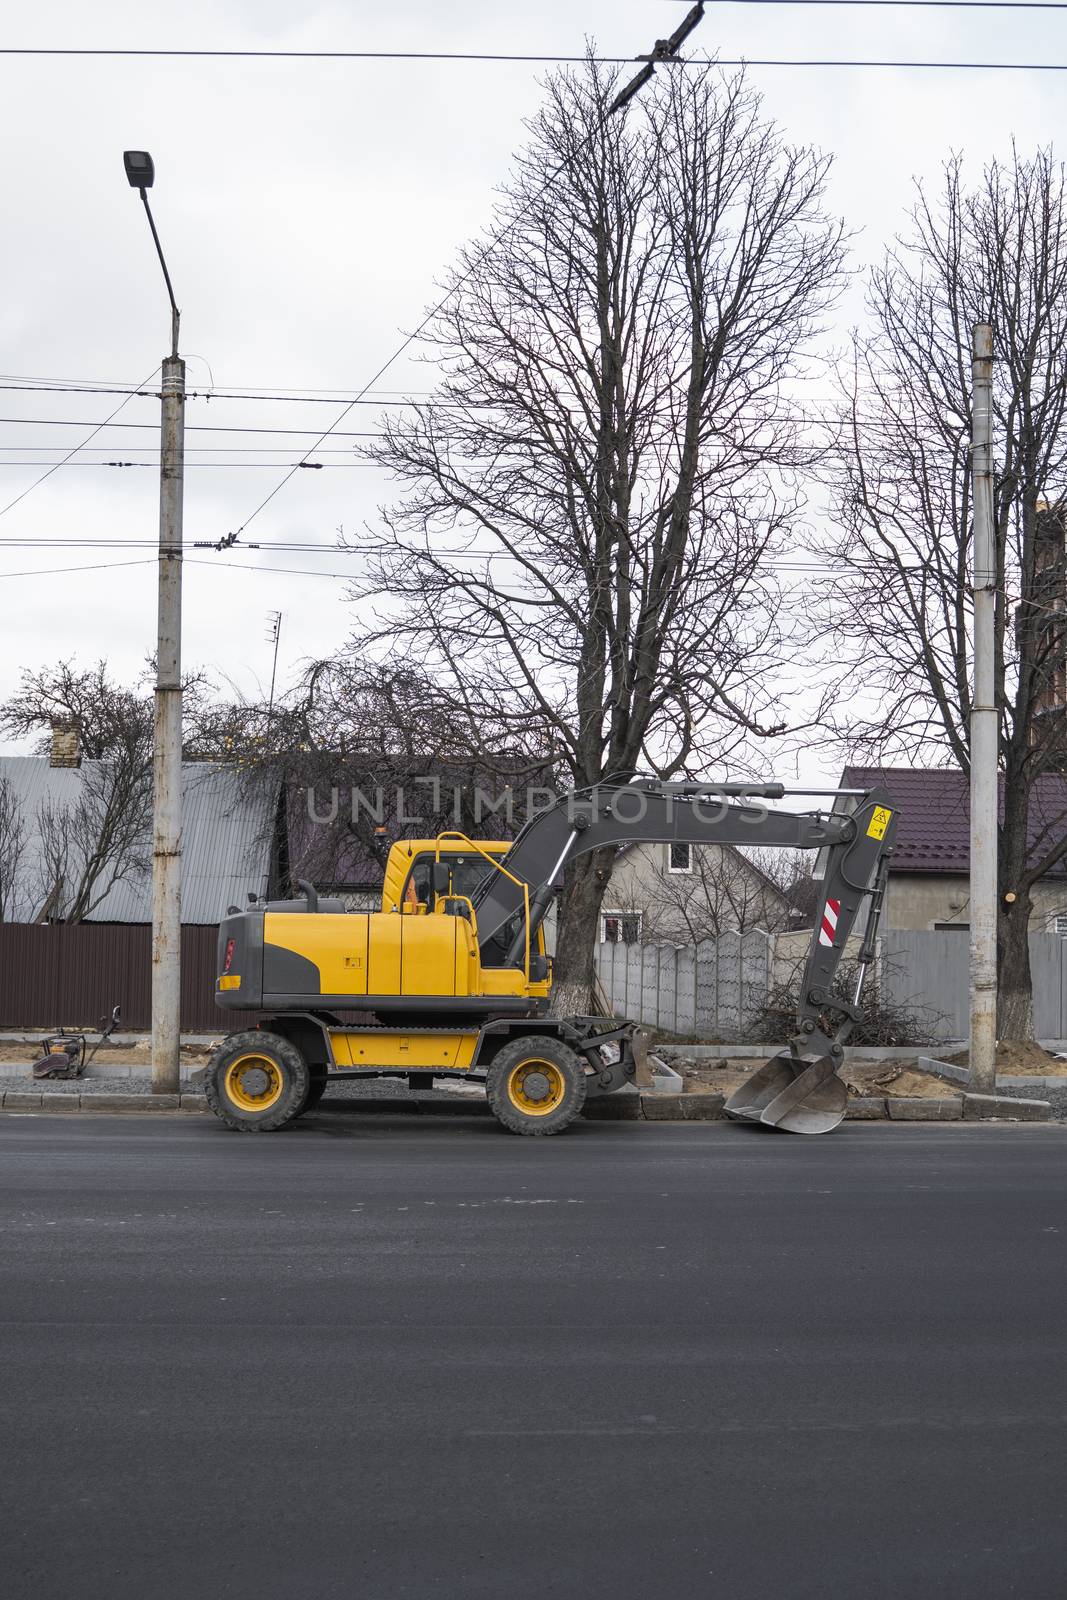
[841,765,1067,878]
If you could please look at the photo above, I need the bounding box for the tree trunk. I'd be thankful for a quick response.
[550,849,614,1017]
[997,894,1034,1041]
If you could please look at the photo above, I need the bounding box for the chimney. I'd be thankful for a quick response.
[49,721,81,769]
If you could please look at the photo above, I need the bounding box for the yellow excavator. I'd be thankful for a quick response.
[205,779,897,1137]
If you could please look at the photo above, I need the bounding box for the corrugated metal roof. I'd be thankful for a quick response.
[0,757,279,923]
[842,764,1067,878]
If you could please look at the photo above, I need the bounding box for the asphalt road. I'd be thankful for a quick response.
[1,1111,1065,1600]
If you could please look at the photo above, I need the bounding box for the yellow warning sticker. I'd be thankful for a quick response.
[867,806,892,840]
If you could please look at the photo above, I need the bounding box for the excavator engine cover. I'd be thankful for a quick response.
[724,1049,848,1135]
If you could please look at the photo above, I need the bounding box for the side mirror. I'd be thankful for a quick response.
[431,862,451,897]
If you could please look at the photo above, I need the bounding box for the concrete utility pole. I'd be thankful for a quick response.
[970,322,997,1094]
[124,151,185,1094]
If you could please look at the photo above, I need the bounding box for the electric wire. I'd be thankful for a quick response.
[662,0,1067,7]
[205,6,713,550]
[3,43,1067,64]
[0,415,384,437]
[0,365,159,521]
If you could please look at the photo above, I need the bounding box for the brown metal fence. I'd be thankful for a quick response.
[0,924,222,1031]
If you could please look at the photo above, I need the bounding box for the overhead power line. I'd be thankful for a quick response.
[0,415,383,437]
[1,45,1065,69]
[209,4,709,551]
[0,557,156,580]
[662,0,1067,6]
[0,365,159,521]
[0,48,665,63]
[662,0,1067,7]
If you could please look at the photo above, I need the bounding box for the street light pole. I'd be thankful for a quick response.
[124,151,184,1095]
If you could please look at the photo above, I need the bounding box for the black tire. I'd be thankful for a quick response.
[300,1073,329,1114]
[485,1035,587,1136]
[205,1031,310,1132]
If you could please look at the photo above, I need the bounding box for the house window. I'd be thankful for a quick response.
[601,910,642,945]
[667,842,692,874]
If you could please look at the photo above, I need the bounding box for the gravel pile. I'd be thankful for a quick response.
[990,1081,1067,1119]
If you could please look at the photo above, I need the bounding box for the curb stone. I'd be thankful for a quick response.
[646,1055,686,1094]
[963,1092,1051,1122]
[85,1093,181,1111]
[845,1097,888,1119]
[583,1094,644,1120]
[888,1096,963,1121]
[0,1088,1058,1124]
[640,1093,725,1121]
[918,1055,972,1087]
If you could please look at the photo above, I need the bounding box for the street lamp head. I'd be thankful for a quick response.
[123,150,155,190]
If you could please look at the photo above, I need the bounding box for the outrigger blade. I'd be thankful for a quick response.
[724,1049,848,1135]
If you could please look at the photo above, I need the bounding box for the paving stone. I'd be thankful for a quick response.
[887,1096,963,1121]
[639,1094,684,1120]
[83,1093,180,1111]
[918,1055,972,1086]
[963,1093,1051,1122]
[845,1097,888,1119]
[583,1094,644,1120]
[2,1093,43,1109]
[178,1093,208,1112]
[640,1093,725,1121]
[678,1093,726,1121]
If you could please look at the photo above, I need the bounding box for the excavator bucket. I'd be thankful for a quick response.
[724,1049,848,1135]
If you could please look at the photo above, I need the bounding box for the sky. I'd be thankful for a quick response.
[0,0,1063,778]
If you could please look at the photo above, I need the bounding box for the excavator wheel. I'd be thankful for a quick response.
[205,1031,311,1132]
[301,1072,329,1114]
[486,1036,588,1136]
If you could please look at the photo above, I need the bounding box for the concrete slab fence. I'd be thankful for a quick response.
[596,928,1067,1042]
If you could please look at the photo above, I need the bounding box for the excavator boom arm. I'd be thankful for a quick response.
[469,781,898,1133]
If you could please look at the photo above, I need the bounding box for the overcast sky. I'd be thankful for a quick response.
[1,0,1062,777]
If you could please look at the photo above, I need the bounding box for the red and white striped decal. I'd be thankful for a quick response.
[819,898,841,947]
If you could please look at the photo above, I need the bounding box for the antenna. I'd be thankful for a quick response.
[265,610,283,741]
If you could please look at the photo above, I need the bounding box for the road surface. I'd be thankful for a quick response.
[1,1110,1065,1599]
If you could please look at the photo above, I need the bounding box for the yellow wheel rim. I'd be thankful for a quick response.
[506,1059,566,1117]
[224,1053,284,1113]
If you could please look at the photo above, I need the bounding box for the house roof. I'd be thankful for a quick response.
[0,757,279,922]
[842,765,1067,878]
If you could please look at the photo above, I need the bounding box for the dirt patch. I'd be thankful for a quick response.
[0,1040,218,1066]
[667,1055,762,1099]
[842,1061,961,1099]
[942,1041,1067,1076]
[665,1051,967,1102]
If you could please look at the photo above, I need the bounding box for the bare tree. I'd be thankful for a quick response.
[0,777,28,921]
[30,797,71,922]
[340,60,846,1010]
[190,659,557,894]
[636,845,805,942]
[1,661,153,922]
[1,660,148,760]
[821,148,1067,1039]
